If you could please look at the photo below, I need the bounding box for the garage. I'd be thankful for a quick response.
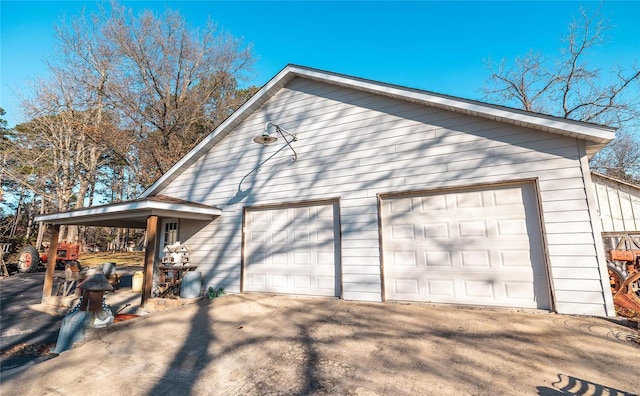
[381,183,551,309]
[243,201,341,297]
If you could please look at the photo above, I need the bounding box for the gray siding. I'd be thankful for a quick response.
[160,77,608,315]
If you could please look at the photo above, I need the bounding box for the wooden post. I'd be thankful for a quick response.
[141,215,158,307]
[42,224,60,302]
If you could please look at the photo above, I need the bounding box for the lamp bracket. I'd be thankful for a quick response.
[255,121,298,161]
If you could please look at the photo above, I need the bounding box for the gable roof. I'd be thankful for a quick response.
[141,64,616,197]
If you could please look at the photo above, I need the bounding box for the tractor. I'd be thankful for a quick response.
[17,243,81,273]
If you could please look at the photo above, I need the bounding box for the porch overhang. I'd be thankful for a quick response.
[34,195,222,228]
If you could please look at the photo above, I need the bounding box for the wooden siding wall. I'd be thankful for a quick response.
[161,78,608,316]
[592,174,640,233]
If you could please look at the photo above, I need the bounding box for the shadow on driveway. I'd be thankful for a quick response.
[1,294,639,395]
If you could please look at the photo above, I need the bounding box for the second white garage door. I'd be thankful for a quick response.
[244,202,340,297]
[381,183,550,309]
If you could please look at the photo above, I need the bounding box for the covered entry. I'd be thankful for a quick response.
[381,182,550,309]
[243,201,341,297]
[34,196,222,306]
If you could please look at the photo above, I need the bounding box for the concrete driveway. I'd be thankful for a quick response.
[0,294,638,395]
[0,272,65,370]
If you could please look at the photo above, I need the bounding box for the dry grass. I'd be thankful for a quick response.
[79,251,145,267]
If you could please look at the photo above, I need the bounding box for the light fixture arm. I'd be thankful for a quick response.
[265,121,298,161]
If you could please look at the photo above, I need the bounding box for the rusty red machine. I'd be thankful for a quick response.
[607,235,640,321]
[17,243,81,273]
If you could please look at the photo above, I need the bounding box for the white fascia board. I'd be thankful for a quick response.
[35,200,222,223]
[35,201,148,223]
[150,209,218,221]
[143,200,222,216]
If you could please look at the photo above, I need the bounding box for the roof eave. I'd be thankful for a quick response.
[35,200,222,228]
[287,65,616,143]
[591,171,640,190]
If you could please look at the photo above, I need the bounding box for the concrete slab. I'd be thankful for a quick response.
[0,294,638,395]
[0,268,146,373]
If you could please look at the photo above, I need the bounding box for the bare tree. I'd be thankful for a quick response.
[9,71,117,243]
[483,5,640,182]
[590,131,640,182]
[54,2,256,186]
[3,2,257,244]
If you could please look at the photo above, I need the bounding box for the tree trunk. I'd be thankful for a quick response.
[9,187,25,239]
[35,198,46,250]
[25,204,33,241]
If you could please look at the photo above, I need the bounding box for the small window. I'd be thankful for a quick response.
[160,218,179,251]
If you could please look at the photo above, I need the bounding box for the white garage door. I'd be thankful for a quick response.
[244,202,340,297]
[382,184,550,309]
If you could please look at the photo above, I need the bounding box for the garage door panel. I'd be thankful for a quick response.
[391,225,415,239]
[272,275,287,288]
[424,223,449,237]
[271,208,288,221]
[458,221,488,237]
[402,219,531,239]
[316,228,335,241]
[293,207,310,219]
[492,187,524,205]
[390,198,414,213]
[382,184,550,309]
[390,276,458,300]
[460,251,491,267]
[428,279,456,297]
[317,252,335,266]
[249,274,266,288]
[294,230,310,242]
[318,276,336,290]
[293,276,311,289]
[390,251,418,267]
[251,210,268,222]
[250,231,267,244]
[420,196,447,211]
[388,273,545,306]
[271,230,287,243]
[504,280,536,300]
[270,252,286,265]
[393,279,420,296]
[464,280,495,298]
[497,220,528,236]
[293,252,310,266]
[500,250,537,268]
[245,202,340,297]
[317,205,334,217]
[425,251,452,267]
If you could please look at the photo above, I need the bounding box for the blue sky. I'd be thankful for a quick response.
[1,1,639,128]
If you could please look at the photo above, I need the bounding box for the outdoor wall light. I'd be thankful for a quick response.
[252,121,298,161]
